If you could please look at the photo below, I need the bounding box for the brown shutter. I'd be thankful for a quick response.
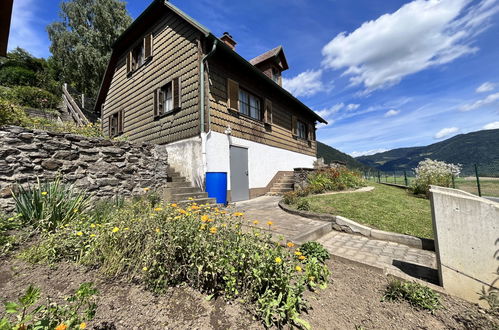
[126,51,132,73]
[118,110,124,134]
[108,116,112,137]
[227,78,239,111]
[291,115,297,135]
[144,33,153,59]
[264,98,272,124]
[173,77,181,109]
[308,123,314,141]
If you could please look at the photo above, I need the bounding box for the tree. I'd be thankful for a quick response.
[47,0,132,103]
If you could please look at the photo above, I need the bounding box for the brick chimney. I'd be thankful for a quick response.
[220,32,236,51]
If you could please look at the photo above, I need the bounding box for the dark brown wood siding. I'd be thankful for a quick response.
[102,12,201,144]
[207,58,317,157]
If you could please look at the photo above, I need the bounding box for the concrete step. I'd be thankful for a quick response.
[169,176,186,182]
[171,192,208,201]
[163,181,192,188]
[177,197,217,205]
[164,186,201,194]
[277,178,294,183]
[270,187,293,193]
[274,182,293,188]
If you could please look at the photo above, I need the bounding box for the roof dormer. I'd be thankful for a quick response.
[249,46,289,86]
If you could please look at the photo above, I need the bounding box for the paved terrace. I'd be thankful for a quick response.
[230,196,438,283]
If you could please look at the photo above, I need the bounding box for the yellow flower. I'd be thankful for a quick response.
[267,221,273,226]
[200,224,207,230]
[171,203,178,208]
[112,227,120,233]
[221,223,227,228]
[178,209,187,214]
[299,255,306,260]
[233,212,244,217]
[155,228,161,233]
[76,231,83,236]
[209,227,217,234]
[295,266,302,272]
[252,220,259,225]
[90,224,96,228]
[154,207,163,212]
[80,323,87,329]
[143,187,150,192]
[73,209,79,213]
[143,267,148,271]
[90,234,96,237]
[309,276,315,281]
[275,257,282,264]
[201,215,209,222]
[124,227,129,230]
[55,324,67,330]
[41,191,47,196]
[287,242,295,248]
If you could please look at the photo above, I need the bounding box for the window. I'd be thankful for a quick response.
[109,110,123,137]
[272,67,280,83]
[239,89,261,120]
[127,33,153,74]
[297,120,307,139]
[154,77,181,117]
[131,43,144,71]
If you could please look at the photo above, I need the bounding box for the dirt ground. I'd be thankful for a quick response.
[0,255,497,330]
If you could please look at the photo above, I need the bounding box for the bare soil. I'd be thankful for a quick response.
[0,255,497,330]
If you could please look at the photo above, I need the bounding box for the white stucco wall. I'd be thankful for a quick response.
[205,131,316,190]
[430,186,499,306]
[161,136,203,188]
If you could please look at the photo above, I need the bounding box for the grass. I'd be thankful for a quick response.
[383,279,441,311]
[299,183,433,239]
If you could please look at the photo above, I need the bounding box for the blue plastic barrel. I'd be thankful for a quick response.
[205,172,228,204]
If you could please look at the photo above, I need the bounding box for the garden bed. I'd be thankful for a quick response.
[287,183,434,239]
[1,255,496,329]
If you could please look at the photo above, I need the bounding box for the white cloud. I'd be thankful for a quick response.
[483,121,499,130]
[321,0,499,92]
[476,82,496,93]
[8,0,49,57]
[434,127,459,139]
[384,109,400,117]
[282,70,326,97]
[460,92,499,111]
[346,103,360,111]
[350,149,389,158]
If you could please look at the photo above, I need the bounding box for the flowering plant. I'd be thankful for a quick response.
[412,158,462,197]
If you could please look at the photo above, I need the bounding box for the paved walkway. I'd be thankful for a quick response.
[232,195,437,281]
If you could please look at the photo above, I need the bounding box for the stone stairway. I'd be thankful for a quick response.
[162,168,216,205]
[269,173,294,194]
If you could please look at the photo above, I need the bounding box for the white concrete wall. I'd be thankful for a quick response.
[160,136,203,188]
[206,131,316,190]
[430,186,499,306]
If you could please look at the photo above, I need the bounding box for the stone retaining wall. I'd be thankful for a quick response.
[0,126,169,212]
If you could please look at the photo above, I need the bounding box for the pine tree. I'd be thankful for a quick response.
[47,0,132,103]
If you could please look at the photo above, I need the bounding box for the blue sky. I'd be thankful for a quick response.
[8,0,499,156]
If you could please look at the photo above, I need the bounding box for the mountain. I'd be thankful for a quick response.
[317,141,372,171]
[356,129,499,175]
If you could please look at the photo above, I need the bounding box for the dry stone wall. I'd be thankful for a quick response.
[0,126,169,212]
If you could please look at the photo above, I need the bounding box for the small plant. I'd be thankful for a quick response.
[307,167,365,193]
[299,241,330,264]
[296,199,310,211]
[412,159,461,197]
[479,287,499,315]
[282,191,298,205]
[13,178,90,233]
[383,279,441,311]
[0,282,98,329]
[0,213,23,257]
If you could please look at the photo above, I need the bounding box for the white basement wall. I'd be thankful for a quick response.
[160,136,204,188]
[205,131,316,190]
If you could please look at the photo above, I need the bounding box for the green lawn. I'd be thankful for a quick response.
[300,183,433,239]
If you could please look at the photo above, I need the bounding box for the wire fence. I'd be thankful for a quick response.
[362,164,499,198]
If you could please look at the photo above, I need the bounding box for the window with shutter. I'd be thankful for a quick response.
[264,99,272,124]
[291,115,297,136]
[227,78,239,111]
[118,110,124,134]
[154,78,180,118]
[308,123,314,141]
[297,120,307,139]
[144,33,153,59]
[109,111,123,137]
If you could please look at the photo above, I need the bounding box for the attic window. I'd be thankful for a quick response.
[272,67,280,83]
[127,33,153,74]
[132,43,144,71]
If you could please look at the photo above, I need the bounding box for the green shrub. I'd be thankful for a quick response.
[28,121,104,138]
[282,191,298,205]
[9,86,60,109]
[296,199,310,211]
[383,279,441,311]
[307,167,365,193]
[412,159,461,197]
[23,197,331,328]
[0,66,38,87]
[13,178,90,233]
[0,98,31,126]
[0,283,97,330]
[299,241,330,264]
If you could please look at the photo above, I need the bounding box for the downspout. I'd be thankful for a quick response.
[200,39,218,180]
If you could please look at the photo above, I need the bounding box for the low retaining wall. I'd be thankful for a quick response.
[0,126,170,212]
[278,201,435,250]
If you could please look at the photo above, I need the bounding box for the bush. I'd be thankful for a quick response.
[0,66,38,87]
[0,97,31,126]
[412,159,461,197]
[22,196,331,328]
[296,199,310,211]
[299,241,330,264]
[383,279,441,311]
[13,178,90,233]
[0,283,97,329]
[282,191,299,205]
[307,167,365,193]
[8,86,60,109]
